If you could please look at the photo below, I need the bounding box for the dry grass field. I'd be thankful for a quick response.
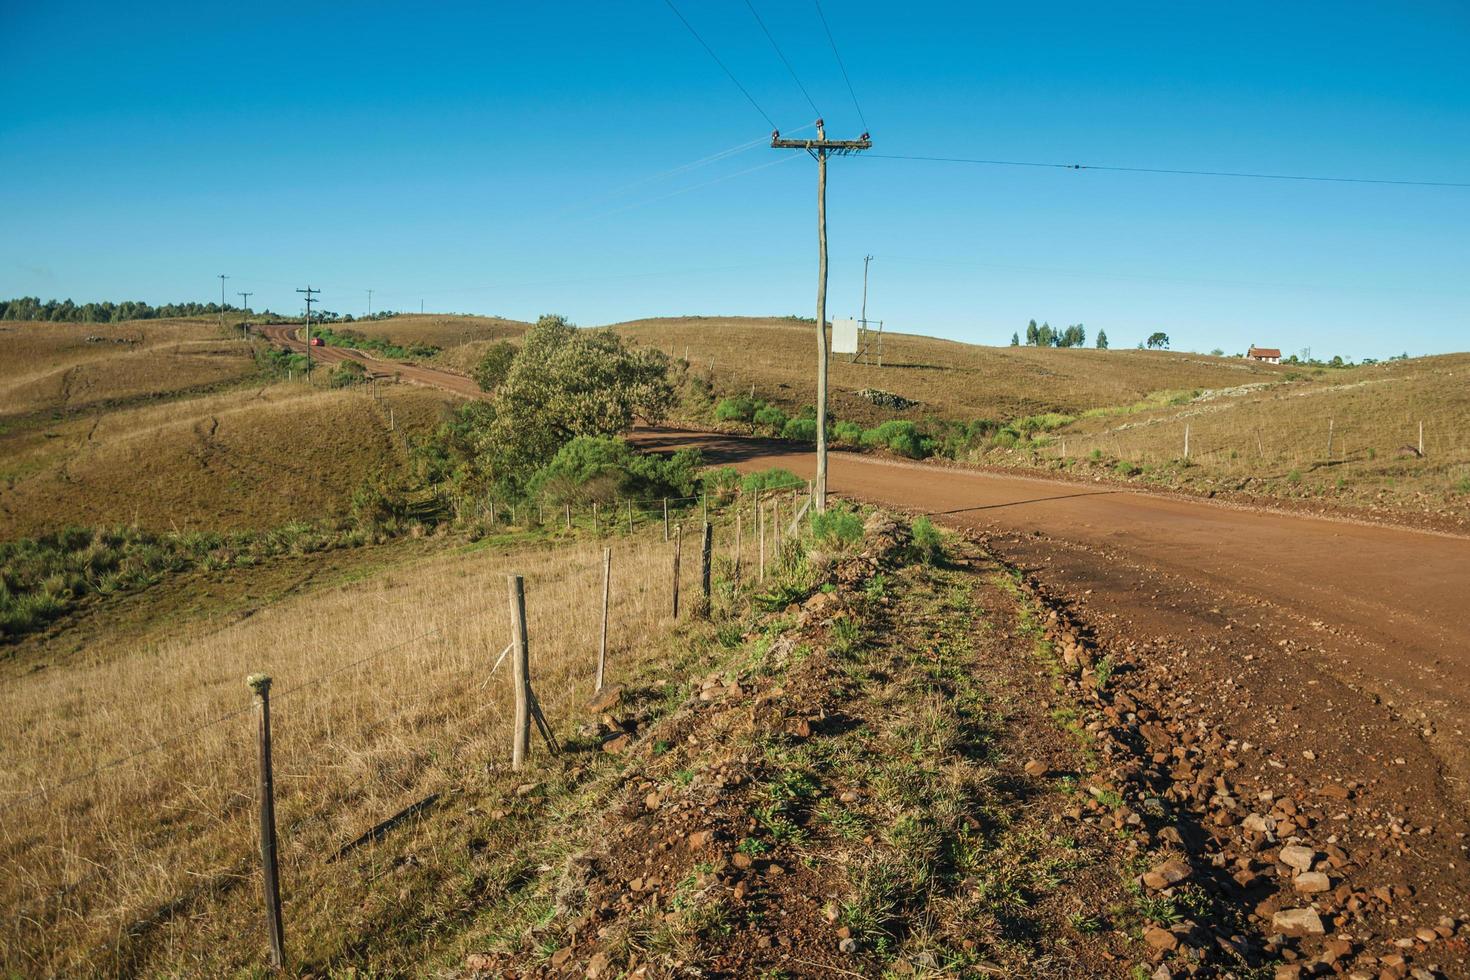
[606,315,1291,423]
[0,519,715,975]
[0,377,456,539]
[0,318,255,423]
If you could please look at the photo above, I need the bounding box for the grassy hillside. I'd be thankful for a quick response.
[0,318,463,539]
[0,318,255,422]
[607,315,1290,424]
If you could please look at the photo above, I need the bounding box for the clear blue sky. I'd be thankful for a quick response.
[3,0,1466,359]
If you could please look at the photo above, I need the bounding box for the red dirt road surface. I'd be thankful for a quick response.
[260,325,487,399]
[634,426,1470,969]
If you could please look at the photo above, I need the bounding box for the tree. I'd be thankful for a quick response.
[1096,330,1109,350]
[1010,332,1020,346]
[471,340,517,392]
[1059,324,1086,348]
[1024,319,1040,346]
[470,315,675,483]
[1145,332,1170,349]
[1037,322,1055,347]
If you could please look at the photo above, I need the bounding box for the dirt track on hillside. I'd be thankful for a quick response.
[260,325,486,399]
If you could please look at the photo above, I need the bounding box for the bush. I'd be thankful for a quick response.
[714,395,758,422]
[741,467,803,495]
[330,360,367,387]
[832,420,863,444]
[753,404,789,433]
[529,436,702,505]
[702,466,741,498]
[860,420,930,459]
[909,516,945,565]
[781,417,818,442]
[1114,461,1139,477]
[811,509,864,549]
[990,428,1020,450]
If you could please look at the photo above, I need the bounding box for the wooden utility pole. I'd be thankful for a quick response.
[296,285,319,374]
[218,274,229,331]
[247,674,286,970]
[671,524,682,619]
[772,121,871,513]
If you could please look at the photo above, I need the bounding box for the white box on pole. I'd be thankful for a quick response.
[832,318,859,355]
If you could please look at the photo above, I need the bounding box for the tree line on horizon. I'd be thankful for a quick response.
[1011,319,1105,349]
[0,296,258,323]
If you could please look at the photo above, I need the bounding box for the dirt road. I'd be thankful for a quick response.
[259,325,487,399]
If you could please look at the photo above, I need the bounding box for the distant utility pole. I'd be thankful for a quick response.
[296,285,319,373]
[420,299,424,314]
[367,289,373,319]
[218,273,229,330]
[771,119,871,513]
[238,292,252,335]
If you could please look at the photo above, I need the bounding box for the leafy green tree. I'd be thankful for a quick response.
[1145,332,1170,349]
[471,341,517,392]
[1059,324,1086,347]
[1096,330,1109,349]
[1037,322,1055,347]
[1010,332,1020,346]
[1025,319,1040,345]
[471,315,674,482]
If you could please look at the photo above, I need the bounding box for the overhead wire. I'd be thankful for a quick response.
[812,0,868,131]
[661,0,778,130]
[862,153,1470,188]
[742,0,822,121]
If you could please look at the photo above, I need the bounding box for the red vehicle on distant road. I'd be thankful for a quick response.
[310,337,324,346]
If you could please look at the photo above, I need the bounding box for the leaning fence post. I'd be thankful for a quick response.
[247,673,286,970]
[663,498,669,542]
[758,500,766,583]
[734,511,743,589]
[671,524,682,618]
[508,575,531,769]
[700,521,712,614]
[596,548,611,691]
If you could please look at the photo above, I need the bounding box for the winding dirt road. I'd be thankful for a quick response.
[259,325,486,399]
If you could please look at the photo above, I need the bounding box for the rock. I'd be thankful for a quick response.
[644,792,662,811]
[1414,927,1438,943]
[550,947,574,967]
[1278,844,1316,872]
[464,952,496,972]
[585,684,624,714]
[1024,759,1048,777]
[839,790,860,803]
[1315,783,1350,800]
[838,937,858,953]
[1144,925,1180,951]
[687,830,714,849]
[602,733,633,754]
[1143,859,1192,890]
[731,852,753,869]
[1272,907,1326,937]
[1294,871,1331,894]
[587,950,612,977]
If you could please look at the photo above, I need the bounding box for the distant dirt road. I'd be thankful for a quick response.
[259,325,487,399]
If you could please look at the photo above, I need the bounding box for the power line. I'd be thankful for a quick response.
[742,0,821,120]
[812,0,868,132]
[862,153,1470,188]
[661,0,777,130]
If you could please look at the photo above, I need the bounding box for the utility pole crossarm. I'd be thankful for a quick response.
[770,136,872,154]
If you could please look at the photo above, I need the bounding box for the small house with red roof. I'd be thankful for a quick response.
[1246,345,1281,364]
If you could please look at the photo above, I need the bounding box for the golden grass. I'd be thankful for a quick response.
[1041,354,1470,511]
[0,518,723,975]
[0,319,254,421]
[0,380,457,538]
[344,314,528,352]
[606,315,1290,423]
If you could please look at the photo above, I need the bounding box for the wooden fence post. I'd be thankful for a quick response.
[626,499,633,534]
[247,674,286,970]
[1419,420,1425,456]
[700,521,712,614]
[508,575,530,770]
[489,498,496,528]
[663,498,669,542]
[701,492,708,525]
[592,502,599,535]
[758,499,766,583]
[734,511,743,588]
[596,548,611,692]
[1326,418,1334,457]
[671,524,683,618]
[565,503,571,530]
[1184,423,1190,460]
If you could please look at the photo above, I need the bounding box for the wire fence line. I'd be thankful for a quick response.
[2,479,819,973]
